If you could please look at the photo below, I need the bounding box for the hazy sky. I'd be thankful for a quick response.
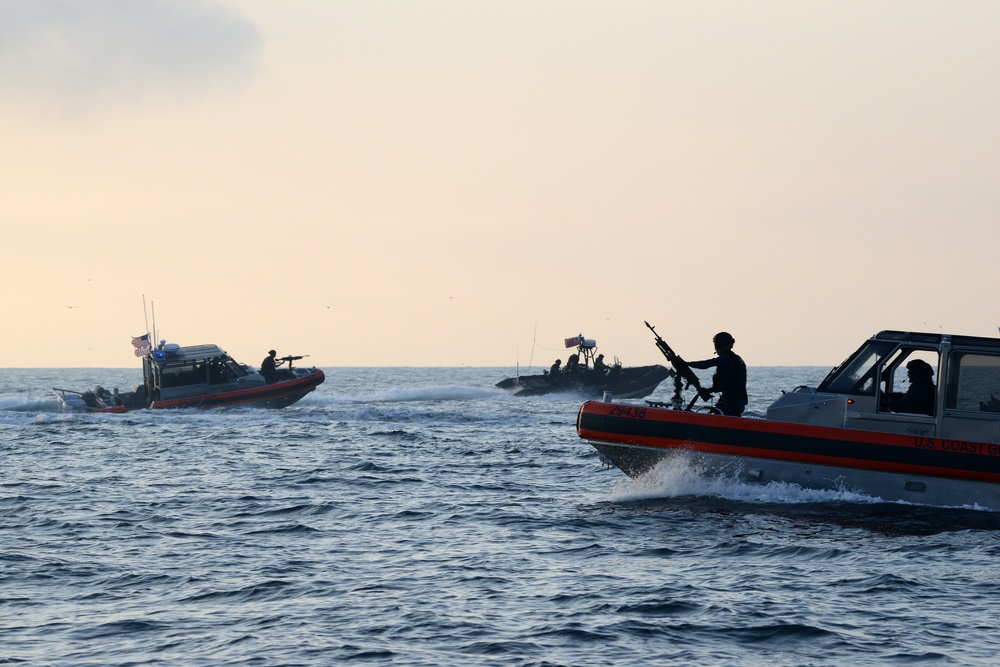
[3,1,999,369]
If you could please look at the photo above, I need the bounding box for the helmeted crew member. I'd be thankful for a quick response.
[594,354,608,377]
[260,349,285,384]
[565,353,582,377]
[548,359,562,383]
[687,332,748,417]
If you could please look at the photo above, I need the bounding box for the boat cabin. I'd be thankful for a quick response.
[767,330,1000,442]
[143,343,258,403]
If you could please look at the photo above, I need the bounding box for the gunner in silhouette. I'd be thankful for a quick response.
[686,332,748,416]
[593,354,608,377]
[547,359,563,384]
[260,349,285,384]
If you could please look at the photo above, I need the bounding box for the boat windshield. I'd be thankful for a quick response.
[225,359,248,378]
[818,340,897,395]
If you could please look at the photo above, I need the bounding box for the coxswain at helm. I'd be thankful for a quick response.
[887,358,936,415]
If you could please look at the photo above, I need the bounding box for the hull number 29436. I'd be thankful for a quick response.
[608,406,647,419]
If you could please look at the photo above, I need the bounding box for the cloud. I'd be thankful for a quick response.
[0,0,261,116]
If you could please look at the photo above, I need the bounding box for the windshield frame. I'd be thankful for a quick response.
[817,339,897,395]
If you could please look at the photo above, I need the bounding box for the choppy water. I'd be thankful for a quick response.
[3,366,1000,666]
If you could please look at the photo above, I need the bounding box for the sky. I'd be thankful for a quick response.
[2,1,999,369]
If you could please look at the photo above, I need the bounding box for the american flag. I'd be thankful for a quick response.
[131,334,151,357]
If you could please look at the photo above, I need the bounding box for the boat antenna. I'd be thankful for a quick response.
[527,323,537,373]
[151,300,157,346]
[142,294,150,337]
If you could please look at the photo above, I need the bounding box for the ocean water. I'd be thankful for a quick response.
[3,365,1000,667]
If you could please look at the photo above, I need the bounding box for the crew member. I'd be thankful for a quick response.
[686,332,748,416]
[548,359,562,383]
[888,358,936,415]
[565,353,582,378]
[594,354,608,377]
[260,349,285,384]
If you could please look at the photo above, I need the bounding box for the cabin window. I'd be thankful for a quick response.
[881,349,939,397]
[209,360,229,385]
[945,353,1000,412]
[224,359,248,378]
[204,358,248,384]
[874,348,939,415]
[160,361,208,388]
[819,340,895,395]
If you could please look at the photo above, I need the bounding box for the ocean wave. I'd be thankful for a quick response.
[5,366,1000,667]
[315,385,508,404]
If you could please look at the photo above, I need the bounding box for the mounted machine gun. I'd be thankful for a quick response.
[645,321,712,411]
[279,355,308,369]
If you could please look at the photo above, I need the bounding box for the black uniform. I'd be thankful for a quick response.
[688,350,748,416]
[890,378,935,415]
[261,354,279,384]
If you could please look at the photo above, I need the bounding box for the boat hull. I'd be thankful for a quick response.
[577,400,1000,509]
[498,364,670,399]
[149,369,325,410]
[56,369,325,413]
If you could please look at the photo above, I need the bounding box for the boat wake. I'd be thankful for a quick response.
[606,452,880,506]
[0,397,59,413]
[314,385,508,404]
